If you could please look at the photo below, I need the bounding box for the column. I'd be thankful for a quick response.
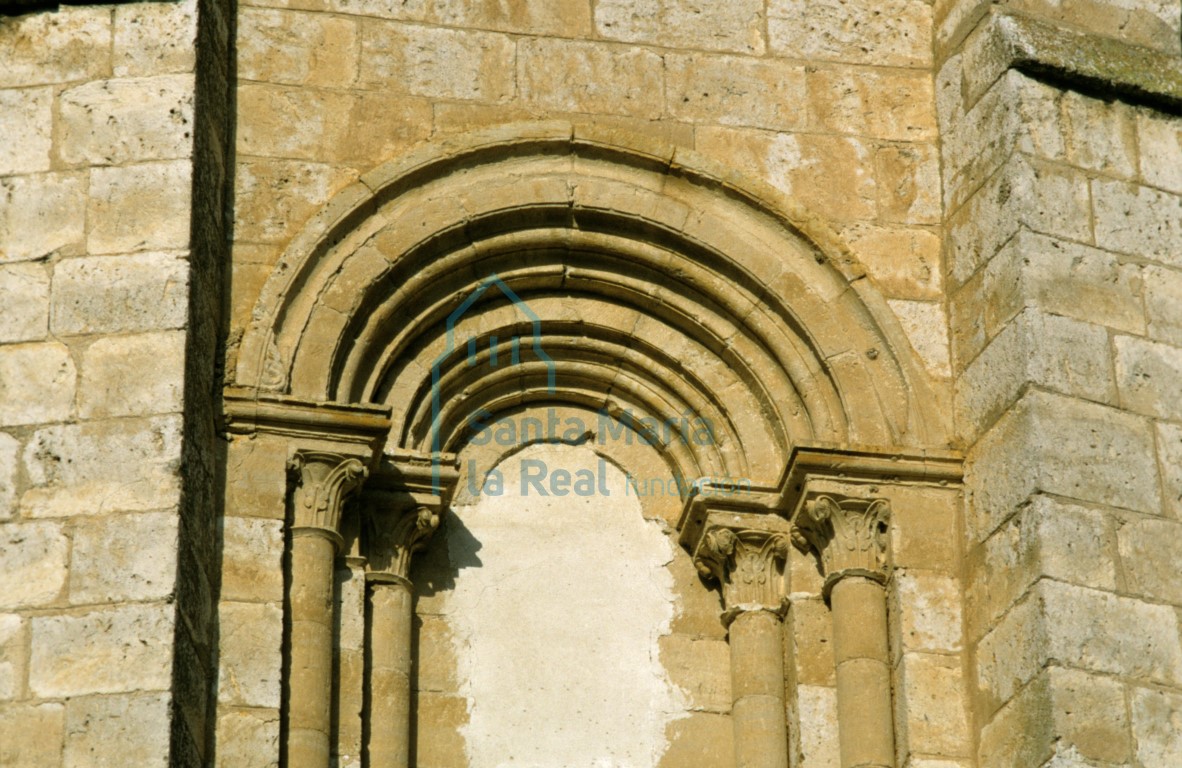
[793,495,894,768]
[286,451,369,768]
[363,501,441,768]
[686,507,792,768]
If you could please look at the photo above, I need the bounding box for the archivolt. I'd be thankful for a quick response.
[235,123,947,487]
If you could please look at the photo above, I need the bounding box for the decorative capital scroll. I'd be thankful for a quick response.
[287,451,369,540]
[694,525,791,623]
[792,494,891,600]
[364,503,441,585]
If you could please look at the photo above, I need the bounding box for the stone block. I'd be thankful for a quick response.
[221,516,284,603]
[1114,335,1182,421]
[518,37,663,119]
[0,6,111,87]
[807,67,937,142]
[29,602,175,697]
[787,597,835,687]
[596,0,765,55]
[0,432,16,521]
[1119,517,1182,605]
[217,601,283,708]
[69,511,179,605]
[51,252,190,336]
[114,0,197,77]
[886,299,950,378]
[414,613,458,693]
[896,652,970,759]
[215,708,280,768]
[0,172,86,263]
[1157,421,1182,518]
[0,341,76,427]
[1138,110,1182,194]
[1131,686,1182,766]
[0,702,64,766]
[0,613,25,700]
[360,22,514,102]
[658,633,730,713]
[659,711,733,767]
[695,127,876,222]
[88,162,192,255]
[1061,90,1137,179]
[796,684,839,768]
[412,691,468,766]
[1145,266,1182,346]
[1093,178,1182,268]
[842,225,942,301]
[668,545,726,639]
[966,390,1159,543]
[21,415,183,518]
[63,692,171,768]
[891,571,962,654]
[234,158,357,244]
[0,86,52,175]
[0,262,50,343]
[956,309,1115,440]
[876,144,941,225]
[886,485,960,574]
[222,434,290,520]
[769,0,931,67]
[665,54,805,131]
[431,0,593,35]
[77,331,185,419]
[60,75,195,166]
[0,521,68,610]
[239,9,357,88]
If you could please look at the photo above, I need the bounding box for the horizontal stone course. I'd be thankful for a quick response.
[0,7,111,88]
[50,252,190,336]
[0,342,76,427]
[68,511,179,605]
[595,0,765,55]
[0,263,50,343]
[0,521,68,610]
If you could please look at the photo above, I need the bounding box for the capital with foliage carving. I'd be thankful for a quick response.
[364,502,441,586]
[287,451,369,548]
[694,525,791,624]
[792,494,891,600]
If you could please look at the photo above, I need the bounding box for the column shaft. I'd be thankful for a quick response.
[830,575,894,768]
[288,527,340,768]
[366,580,414,768]
[730,609,790,768]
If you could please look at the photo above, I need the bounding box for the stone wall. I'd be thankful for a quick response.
[941,8,1182,766]
[0,0,230,764]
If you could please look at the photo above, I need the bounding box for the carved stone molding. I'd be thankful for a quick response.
[364,503,440,585]
[792,494,891,600]
[288,451,369,546]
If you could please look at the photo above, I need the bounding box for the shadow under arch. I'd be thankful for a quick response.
[234,122,951,487]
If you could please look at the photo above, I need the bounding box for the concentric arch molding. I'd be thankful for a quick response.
[234,122,951,487]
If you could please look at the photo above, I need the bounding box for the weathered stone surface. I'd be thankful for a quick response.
[0,87,52,175]
[660,712,733,767]
[1145,266,1182,346]
[88,162,193,255]
[21,416,183,518]
[0,342,76,427]
[0,702,64,766]
[0,263,50,343]
[0,433,16,522]
[69,512,179,605]
[1118,517,1182,605]
[796,684,840,768]
[787,598,835,687]
[113,0,197,77]
[222,516,284,603]
[877,144,941,225]
[217,601,283,708]
[0,7,111,88]
[887,299,951,378]
[896,652,970,758]
[234,159,357,244]
[1092,178,1182,268]
[60,76,195,166]
[843,225,942,301]
[659,634,730,713]
[518,37,664,119]
[665,54,805,131]
[891,571,962,653]
[360,22,514,102]
[412,691,468,766]
[78,331,185,419]
[215,708,280,768]
[51,252,190,336]
[0,522,68,610]
[1131,686,1182,766]
[0,172,86,263]
[807,67,937,142]
[1138,110,1182,194]
[239,9,357,88]
[29,603,175,697]
[596,0,765,54]
[1157,421,1182,518]
[769,0,931,66]
[64,693,171,768]
[1114,335,1182,421]
[1061,90,1137,179]
[0,613,25,700]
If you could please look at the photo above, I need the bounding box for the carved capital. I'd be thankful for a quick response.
[287,451,369,540]
[364,502,441,584]
[792,494,891,599]
[694,526,790,622]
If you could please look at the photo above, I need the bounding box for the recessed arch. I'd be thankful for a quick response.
[235,122,949,487]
